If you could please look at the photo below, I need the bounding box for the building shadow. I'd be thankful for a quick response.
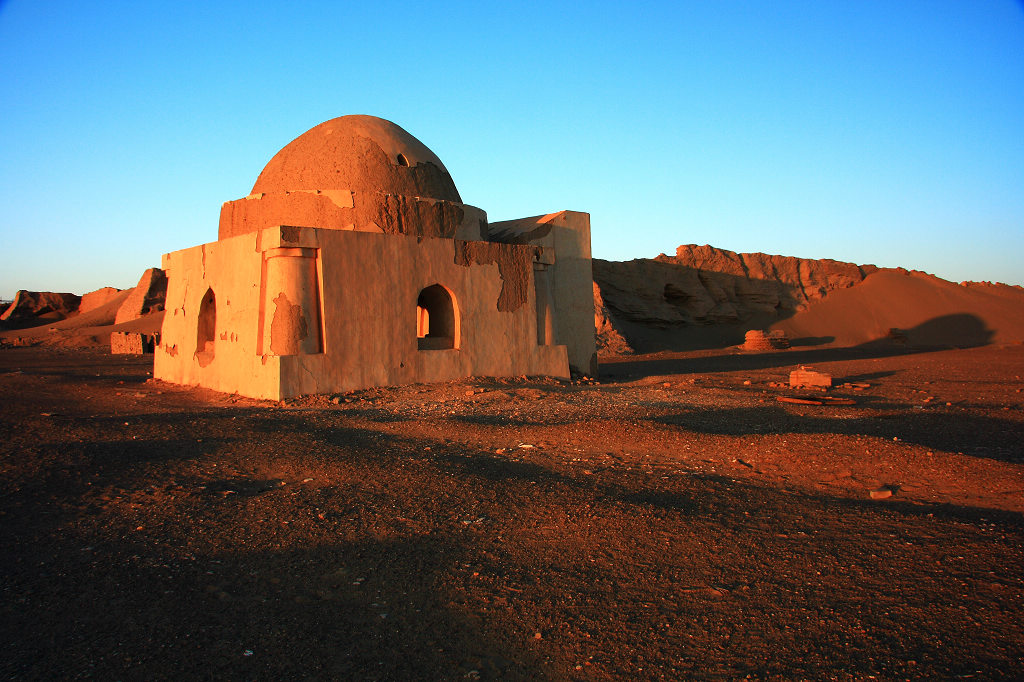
[4,390,1024,680]
[599,313,994,381]
[652,405,1023,463]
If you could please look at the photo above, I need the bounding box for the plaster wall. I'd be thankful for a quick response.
[156,226,569,400]
[155,233,282,399]
[277,229,567,396]
[490,211,597,376]
[219,191,488,243]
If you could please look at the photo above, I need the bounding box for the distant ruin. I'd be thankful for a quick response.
[155,116,596,400]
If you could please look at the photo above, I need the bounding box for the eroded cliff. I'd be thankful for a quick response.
[593,244,879,353]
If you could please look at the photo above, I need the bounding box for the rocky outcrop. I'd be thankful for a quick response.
[658,244,875,313]
[593,282,634,355]
[115,268,167,324]
[0,290,81,322]
[593,245,878,353]
[79,287,123,313]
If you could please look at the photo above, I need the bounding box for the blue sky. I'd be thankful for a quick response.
[1,0,1022,298]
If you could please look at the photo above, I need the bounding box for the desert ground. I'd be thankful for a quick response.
[1,340,1022,680]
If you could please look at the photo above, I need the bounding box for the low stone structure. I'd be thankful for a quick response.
[155,116,596,400]
[111,332,157,354]
[887,328,908,343]
[741,329,790,351]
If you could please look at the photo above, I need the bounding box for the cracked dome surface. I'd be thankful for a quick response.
[251,115,462,203]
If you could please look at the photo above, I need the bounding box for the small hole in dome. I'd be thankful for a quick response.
[396,153,409,167]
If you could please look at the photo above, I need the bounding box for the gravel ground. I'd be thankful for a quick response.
[1,343,1022,680]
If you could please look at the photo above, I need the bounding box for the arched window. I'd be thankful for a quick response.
[195,288,216,367]
[416,284,458,350]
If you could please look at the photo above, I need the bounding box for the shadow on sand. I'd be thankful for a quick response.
[600,313,994,381]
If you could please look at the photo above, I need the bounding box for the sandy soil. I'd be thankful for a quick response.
[1,343,1022,680]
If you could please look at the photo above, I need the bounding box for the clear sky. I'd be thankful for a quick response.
[1,0,1022,298]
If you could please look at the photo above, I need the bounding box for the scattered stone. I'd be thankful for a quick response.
[790,367,832,389]
[778,396,823,405]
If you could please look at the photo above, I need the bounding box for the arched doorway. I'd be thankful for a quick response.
[416,284,458,350]
[195,288,216,367]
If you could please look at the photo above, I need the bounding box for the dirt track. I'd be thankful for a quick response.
[1,344,1022,680]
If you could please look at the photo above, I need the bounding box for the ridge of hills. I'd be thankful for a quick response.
[3,245,1023,356]
[594,244,1024,354]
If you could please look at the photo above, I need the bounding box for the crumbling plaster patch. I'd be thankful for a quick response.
[453,241,538,312]
[269,291,309,355]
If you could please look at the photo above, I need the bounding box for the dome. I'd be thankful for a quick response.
[251,115,461,203]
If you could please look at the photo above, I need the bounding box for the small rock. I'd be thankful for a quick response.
[869,487,893,500]
[790,368,832,389]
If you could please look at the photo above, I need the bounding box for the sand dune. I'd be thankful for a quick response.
[773,270,1024,348]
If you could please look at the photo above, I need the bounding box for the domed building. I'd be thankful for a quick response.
[155,116,595,399]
